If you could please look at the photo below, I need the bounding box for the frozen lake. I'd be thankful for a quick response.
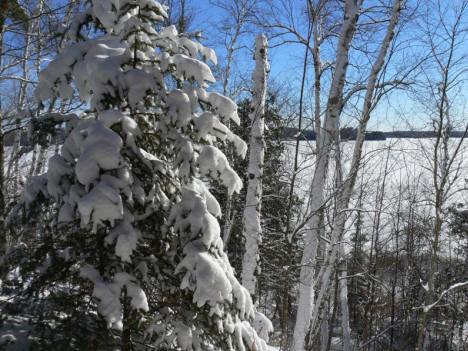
[283,137,468,254]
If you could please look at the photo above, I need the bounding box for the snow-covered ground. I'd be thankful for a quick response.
[283,137,468,349]
[284,138,468,253]
[285,138,468,202]
[5,137,468,257]
[8,137,468,207]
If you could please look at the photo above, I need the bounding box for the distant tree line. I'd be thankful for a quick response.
[285,127,467,141]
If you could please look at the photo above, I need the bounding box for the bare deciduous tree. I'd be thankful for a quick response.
[414,1,468,349]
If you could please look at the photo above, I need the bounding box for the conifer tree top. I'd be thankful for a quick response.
[8,0,272,349]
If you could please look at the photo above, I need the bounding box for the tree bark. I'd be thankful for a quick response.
[241,34,269,299]
[28,0,44,177]
[294,0,403,348]
[292,2,362,349]
[121,289,133,351]
[0,0,7,217]
[339,245,351,351]
[12,1,32,195]
[415,3,468,347]
[310,1,402,344]
[280,9,313,347]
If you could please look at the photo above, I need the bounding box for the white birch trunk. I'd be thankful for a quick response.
[307,0,402,345]
[11,7,35,194]
[32,0,75,177]
[29,0,45,178]
[312,17,323,149]
[34,144,48,175]
[292,2,362,349]
[320,308,329,351]
[241,34,269,298]
[339,245,351,351]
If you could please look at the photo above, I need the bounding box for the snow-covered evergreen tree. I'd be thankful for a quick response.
[4,1,271,349]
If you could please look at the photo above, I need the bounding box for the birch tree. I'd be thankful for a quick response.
[241,33,269,299]
[8,0,37,196]
[0,0,28,218]
[256,1,337,346]
[414,1,468,349]
[0,0,78,214]
[312,2,403,347]
[292,1,363,348]
[211,0,258,98]
[293,0,404,349]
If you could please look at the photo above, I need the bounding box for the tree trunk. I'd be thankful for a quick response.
[415,8,468,346]
[339,247,351,351]
[280,11,313,348]
[9,0,33,195]
[241,34,269,299]
[0,0,8,216]
[292,2,362,349]
[121,289,133,351]
[325,270,339,351]
[29,0,44,177]
[295,0,402,347]
[390,177,403,349]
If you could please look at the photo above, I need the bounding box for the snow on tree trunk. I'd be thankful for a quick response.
[29,0,45,178]
[292,0,403,347]
[10,12,34,195]
[0,126,4,216]
[309,0,402,345]
[339,245,351,351]
[241,34,269,299]
[33,144,48,176]
[0,0,6,219]
[320,309,329,351]
[291,1,362,350]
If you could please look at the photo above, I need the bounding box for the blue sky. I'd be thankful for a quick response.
[3,0,466,132]
[184,0,400,130]
[181,0,468,132]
